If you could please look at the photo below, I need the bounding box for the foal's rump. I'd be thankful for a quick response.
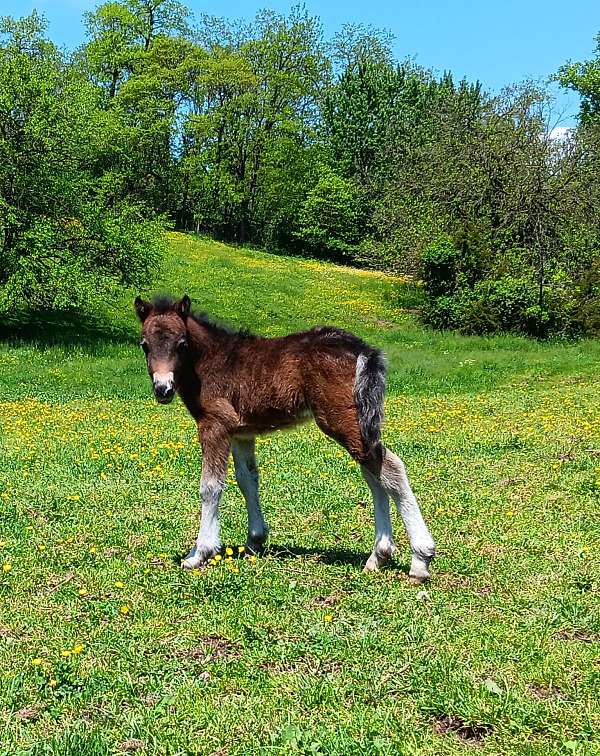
[299,327,387,464]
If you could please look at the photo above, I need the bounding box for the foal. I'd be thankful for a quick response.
[135,295,436,582]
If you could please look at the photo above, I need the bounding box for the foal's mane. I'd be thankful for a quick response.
[150,296,252,340]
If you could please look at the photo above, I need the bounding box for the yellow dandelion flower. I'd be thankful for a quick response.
[225,547,233,556]
[67,495,81,501]
[72,644,85,655]
[324,615,333,622]
[78,588,87,596]
[89,546,97,554]
[0,540,6,549]
[506,510,514,517]
[120,604,130,615]
[60,650,71,658]
[237,546,245,554]
[37,544,46,551]
[31,658,44,666]
[2,563,11,573]
[208,559,216,566]
[214,554,222,562]
[143,568,150,575]
[114,581,124,589]
[48,679,58,689]
[25,526,34,532]
[248,555,257,563]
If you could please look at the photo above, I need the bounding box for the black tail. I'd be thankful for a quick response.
[353,348,386,458]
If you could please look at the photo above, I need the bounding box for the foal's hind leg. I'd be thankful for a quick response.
[377,448,436,583]
[361,467,395,572]
[232,438,269,553]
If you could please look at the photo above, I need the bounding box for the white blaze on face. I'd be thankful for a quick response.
[153,370,174,393]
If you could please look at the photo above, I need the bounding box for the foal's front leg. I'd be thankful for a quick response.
[182,427,230,569]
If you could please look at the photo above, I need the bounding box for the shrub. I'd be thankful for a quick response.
[422,275,575,336]
[295,166,363,260]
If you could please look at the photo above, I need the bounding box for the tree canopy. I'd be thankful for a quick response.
[1,2,600,335]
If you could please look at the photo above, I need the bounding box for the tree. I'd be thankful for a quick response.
[0,13,165,312]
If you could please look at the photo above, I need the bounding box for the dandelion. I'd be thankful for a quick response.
[2,563,11,573]
[78,588,87,596]
[214,554,222,562]
[248,555,257,564]
[143,568,150,575]
[114,581,124,589]
[324,615,333,622]
[37,544,46,552]
[89,546,97,554]
[237,546,245,554]
[225,547,233,556]
[31,658,44,666]
[48,679,58,689]
[208,559,216,566]
[120,604,130,615]
[0,540,6,549]
[72,644,85,655]
[67,495,81,501]
[506,510,515,517]
[60,650,72,658]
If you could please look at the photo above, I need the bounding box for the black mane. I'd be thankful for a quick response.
[150,296,252,339]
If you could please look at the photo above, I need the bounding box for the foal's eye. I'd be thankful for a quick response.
[140,340,149,355]
[176,338,188,351]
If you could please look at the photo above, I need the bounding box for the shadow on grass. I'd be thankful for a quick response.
[0,309,136,349]
[174,543,410,573]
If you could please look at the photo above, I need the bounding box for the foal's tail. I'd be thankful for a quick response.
[354,348,386,459]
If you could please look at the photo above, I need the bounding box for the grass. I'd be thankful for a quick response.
[1,232,599,755]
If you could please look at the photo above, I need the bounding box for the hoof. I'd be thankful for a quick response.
[363,554,381,572]
[408,553,432,584]
[181,554,206,570]
[364,540,395,572]
[245,531,268,555]
[181,545,219,570]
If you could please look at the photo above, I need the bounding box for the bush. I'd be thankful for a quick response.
[295,166,363,260]
[422,275,575,336]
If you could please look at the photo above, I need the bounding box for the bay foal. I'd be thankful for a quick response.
[135,295,436,582]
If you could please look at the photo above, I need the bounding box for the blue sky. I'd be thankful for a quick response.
[4,0,599,121]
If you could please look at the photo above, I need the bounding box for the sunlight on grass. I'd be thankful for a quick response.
[1,234,599,754]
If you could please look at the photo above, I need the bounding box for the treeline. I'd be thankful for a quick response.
[1,2,600,335]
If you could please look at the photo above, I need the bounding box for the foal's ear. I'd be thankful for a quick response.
[175,295,191,320]
[134,297,152,322]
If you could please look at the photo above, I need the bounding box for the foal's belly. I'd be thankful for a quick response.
[233,406,313,438]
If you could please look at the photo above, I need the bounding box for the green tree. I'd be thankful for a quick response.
[0,13,165,311]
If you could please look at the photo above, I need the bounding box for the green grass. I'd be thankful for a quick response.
[1,232,599,755]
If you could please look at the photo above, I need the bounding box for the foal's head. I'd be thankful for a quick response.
[134,295,191,404]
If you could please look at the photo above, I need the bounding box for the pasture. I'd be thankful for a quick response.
[1,233,599,755]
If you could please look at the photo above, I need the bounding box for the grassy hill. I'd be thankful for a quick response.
[1,233,599,754]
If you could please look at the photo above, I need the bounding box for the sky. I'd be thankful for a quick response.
[4,0,599,123]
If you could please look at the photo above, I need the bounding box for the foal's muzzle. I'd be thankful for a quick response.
[153,372,175,404]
